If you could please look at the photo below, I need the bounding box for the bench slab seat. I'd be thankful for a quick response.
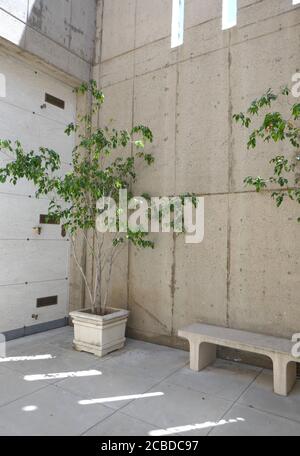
[178,323,300,396]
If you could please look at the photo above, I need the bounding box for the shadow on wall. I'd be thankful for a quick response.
[0,0,97,65]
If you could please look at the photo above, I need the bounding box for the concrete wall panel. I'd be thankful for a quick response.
[128,235,174,337]
[173,195,228,332]
[176,49,229,195]
[99,78,134,139]
[101,0,136,61]
[27,0,72,49]
[230,24,300,192]
[229,192,300,338]
[97,51,135,88]
[185,0,222,29]
[135,37,178,78]
[69,0,97,62]
[133,66,177,196]
[136,0,172,48]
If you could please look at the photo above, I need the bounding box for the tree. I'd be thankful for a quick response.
[0,80,154,315]
[233,86,300,220]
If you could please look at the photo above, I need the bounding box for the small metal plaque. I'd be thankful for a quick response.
[45,93,65,110]
[37,296,58,308]
[39,214,60,225]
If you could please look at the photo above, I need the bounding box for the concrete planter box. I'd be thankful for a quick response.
[70,308,129,357]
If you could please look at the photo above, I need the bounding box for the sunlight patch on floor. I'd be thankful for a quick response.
[149,417,246,436]
[24,370,102,381]
[22,405,38,412]
[0,355,55,363]
[79,392,164,405]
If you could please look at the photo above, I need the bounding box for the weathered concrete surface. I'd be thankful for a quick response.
[176,49,229,195]
[101,0,136,61]
[0,0,97,81]
[133,66,177,196]
[229,193,300,337]
[172,195,228,333]
[94,0,300,361]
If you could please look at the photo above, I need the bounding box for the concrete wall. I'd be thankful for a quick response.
[94,0,300,354]
[0,1,96,333]
[0,0,97,81]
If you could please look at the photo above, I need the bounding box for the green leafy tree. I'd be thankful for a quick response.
[0,81,154,315]
[234,86,300,219]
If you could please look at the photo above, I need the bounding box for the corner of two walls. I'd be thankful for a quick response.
[90,0,300,355]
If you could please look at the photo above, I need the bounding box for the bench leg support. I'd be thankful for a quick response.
[272,356,296,397]
[190,341,216,372]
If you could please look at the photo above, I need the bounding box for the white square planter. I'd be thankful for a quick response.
[70,308,129,357]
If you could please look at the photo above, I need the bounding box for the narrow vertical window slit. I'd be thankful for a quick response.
[222,0,237,30]
[171,0,185,48]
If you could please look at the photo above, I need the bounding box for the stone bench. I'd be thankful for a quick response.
[178,323,300,396]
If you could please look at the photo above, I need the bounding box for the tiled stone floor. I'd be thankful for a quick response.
[0,327,299,436]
